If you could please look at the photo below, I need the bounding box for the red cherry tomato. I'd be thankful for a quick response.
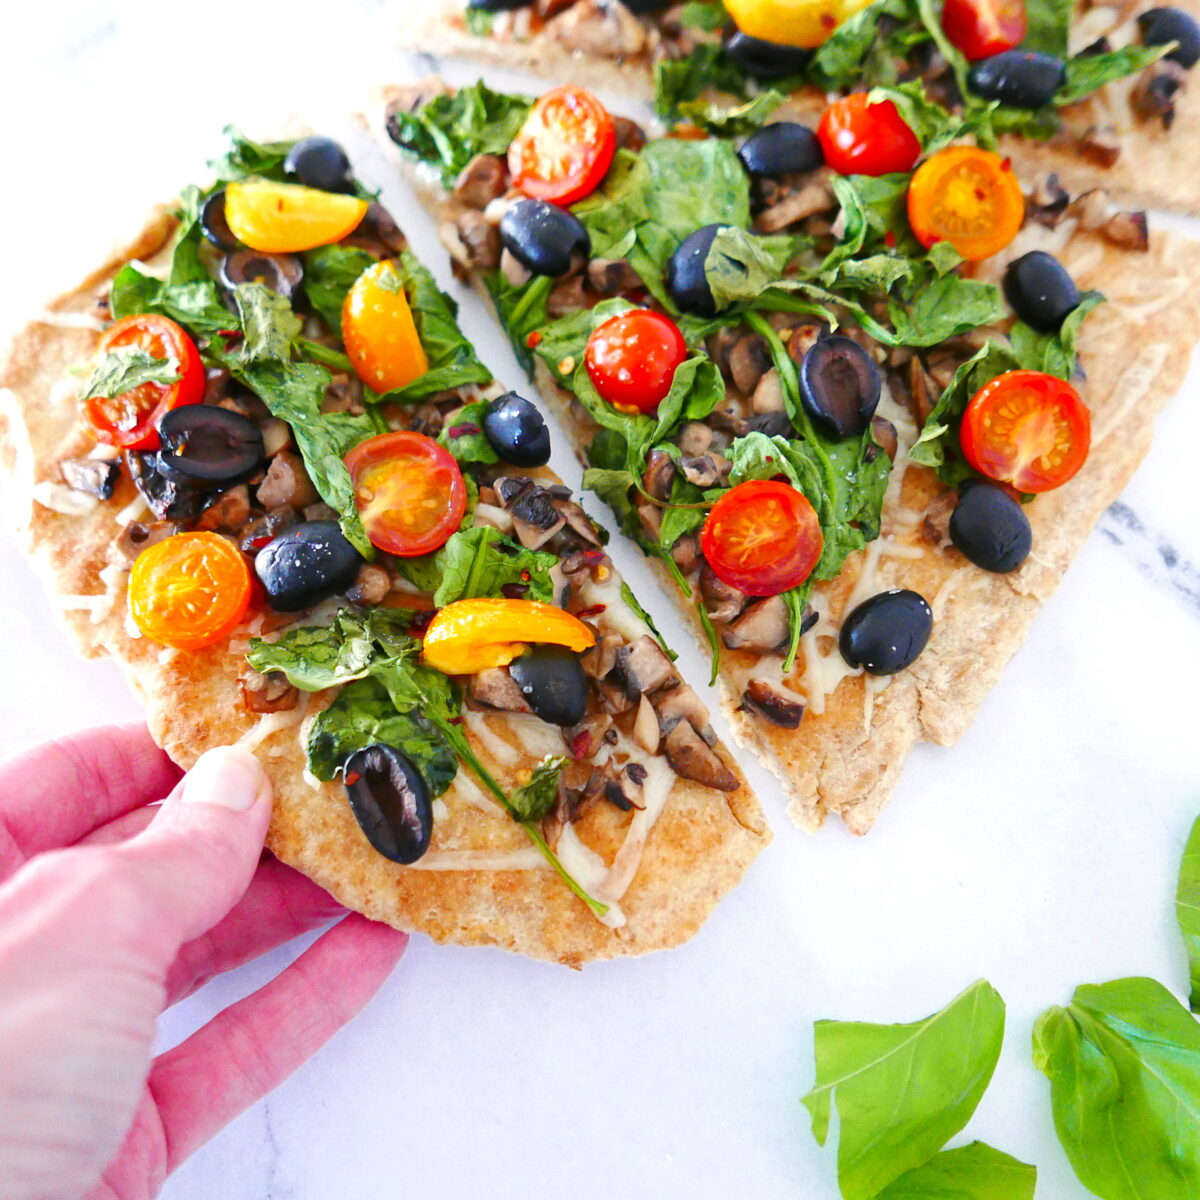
[942,0,1028,60]
[817,95,921,177]
[344,431,466,557]
[585,310,688,415]
[82,314,205,450]
[960,370,1090,493]
[700,480,824,598]
[508,85,616,206]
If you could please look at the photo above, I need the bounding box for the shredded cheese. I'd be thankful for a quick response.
[31,482,99,517]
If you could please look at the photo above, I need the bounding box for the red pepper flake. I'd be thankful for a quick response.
[884,231,897,248]
[448,422,481,438]
[575,603,607,619]
[520,569,531,581]
[582,548,606,565]
[568,731,593,759]
[345,771,361,787]
[526,331,543,349]
[217,328,243,341]
[408,609,436,636]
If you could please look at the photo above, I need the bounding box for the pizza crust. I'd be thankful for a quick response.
[0,212,769,967]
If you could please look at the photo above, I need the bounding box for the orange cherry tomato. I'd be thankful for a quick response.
[508,85,616,206]
[128,532,253,650]
[421,598,596,675]
[725,0,877,48]
[82,314,205,450]
[342,259,430,394]
[224,179,368,253]
[907,146,1025,262]
[584,310,688,415]
[817,95,921,177]
[942,0,1027,60]
[960,370,1091,493]
[700,480,824,598]
[344,431,465,557]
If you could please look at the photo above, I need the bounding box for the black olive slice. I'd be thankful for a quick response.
[219,249,305,301]
[499,199,590,277]
[254,520,363,612]
[482,392,552,467]
[667,223,726,316]
[468,0,528,10]
[839,589,933,675]
[124,451,206,522]
[724,31,812,79]
[799,336,882,439]
[156,405,264,490]
[200,189,239,251]
[283,137,354,194]
[508,645,590,727]
[344,744,432,865]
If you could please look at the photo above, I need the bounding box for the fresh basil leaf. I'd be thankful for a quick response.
[532,298,632,389]
[874,1141,1037,1199]
[573,149,651,260]
[1021,0,1070,57]
[402,526,558,607]
[1058,44,1168,104]
[654,44,753,119]
[230,283,303,363]
[704,226,802,310]
[307,676,459,790]
[464,5,494,34]
[677,90,785,136]
[209,127,293,183]
[78,346,179,401]
[618,580,678,660]
[1180,816,1200,1012]
[868,81,967,152]
[582,466,643,542]
[509,755,566,822]
[888,274,1007,347]
[678,0,727,31]
[802,979,1007,1200]
[809,0,917,90]
[1009,290,1102,380]
[439,399,499,465]
[1033,977,1200,1200]
[302,244,377,335]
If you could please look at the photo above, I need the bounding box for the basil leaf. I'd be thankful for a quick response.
[676,90,785,136]
[704,226,802,310]
[654,44,753,119]
[874,1141,1037,1199]
[1033,977,1200,1199]
[888,274,1007,347]
[464,6,493,34]
[439,398,499,465]
[230,283,303,363]
[1179,815,1200,1012]
[678,0,727,31]
[401,526,558,606]
[79,346,179,401]
[1009,290,1103,380]
[1021,0,1070,57]
[810,0,917,90]
[208,127,294,183]
[619,580,678,660]
[509,755,566,821]
[302,244,377,335]
[802,979,1007,1200]
[1058,44,1168,104]
[868,82,967,152]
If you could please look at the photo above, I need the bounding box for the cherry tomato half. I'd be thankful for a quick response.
[508,85,616,206]
[817,95,921,177]
[725,0,877,47]
[585,310,687,415]
[343,259,430,394]
[129,531,253,650]
[700,480,824,598]
[345,431,466,557]
[907,146,1025,262]
[82,314,205,450]
[224,179,368,253]
[942,0,1028,60]
[960,370,1090,493]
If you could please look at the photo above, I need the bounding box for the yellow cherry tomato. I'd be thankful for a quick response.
[224,179,368,253]
[725,0,876,48]
[906,146,1026,262]
[421,598,596,676]
[343,259,430,393]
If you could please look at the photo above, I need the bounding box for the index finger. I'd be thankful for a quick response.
[0,723,182,880]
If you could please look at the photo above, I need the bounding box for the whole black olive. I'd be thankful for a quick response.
[343,744,432,865]
[968,51,1066,108]
[1139,6,1200,67]
[667,223,726,316]
[724,31,812,79]
[1003,250,1081,333]
[468,0,528,9]
[124,451,205,522]
[949,482,1033,573]
[482,392,552,467]
[219,249,305,302]
[283,136,354,194]
[618,0,671,10]
[499,200,590,278]
[156,405,264,490]
[737,122,824,177]
[839,589,933,675]
[799,336,882,439]
[254,520,363,612]
[200,189,239,251]
[508,645,590,726]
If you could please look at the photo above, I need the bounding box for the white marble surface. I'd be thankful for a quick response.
[3,5,1200,1197]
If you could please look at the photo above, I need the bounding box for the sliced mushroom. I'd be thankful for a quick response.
[474,502,515,534]
[677,421,713,458]
[664,721,739,791]
[303,502,338,523]
[1133,59,1186,125]
[587,257,644,294]
[908,357,937,424]
[582,632,623,680]
[612,114,646,153]
[722,595,790,653]
[1079,124,1121,168]
[347,562,392,606]
[564,712,614,762]
[548,275,589,318]
[115,520,180,563]
[1028,173,1070,228]
[870,416,898,461]
[633,695,661,754]
[596,680,636,716]
[756,178,837,233]
[787,322,825,369]
[655,682,715,745]
[239,505,299,554]
[59,457,118,500]
[501,248,533,289]
[1101,209,1149,252]
[728,334,773,396]
[708,405,749,438]
[679,453,731,488]
[671,533,701,576]
[453,153,508,209]
[745,412,794,439]
[470,667,533,713]
[1068,188,1110,232]
[700,564,749,624]
[642,448,675,502]
[605,764,646,812]
[740,679,804,728]
[923,490,956,548]
[256,452,318,511]
[636,501,662,541]
[493,475,535,508]
[259,417,292,459]
[612,634,677,700]
[708,326,743,379]
[552,497,604,546]
[196,483,251,532]
[456,210,502,272]
[510,487,567,549]
[545,0,647,58]
[239,668,300,714]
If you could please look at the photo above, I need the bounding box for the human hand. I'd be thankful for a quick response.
[0,724,409,1200]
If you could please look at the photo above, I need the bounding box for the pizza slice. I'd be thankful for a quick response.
[0,128,768,967]
[381,76,1200,833]
[400,0,1200,214]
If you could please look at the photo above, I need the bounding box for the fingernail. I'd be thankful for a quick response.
[181,746,269,812]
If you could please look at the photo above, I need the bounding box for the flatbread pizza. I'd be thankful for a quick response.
[0,130,768,966]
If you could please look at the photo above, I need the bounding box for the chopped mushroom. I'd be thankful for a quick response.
[1133,60,1186,125]
[470,667,533,713]
[239,506,298,554]
[612,634,677,699]
[740,679,804,728]
[493,475,534,507]
[700,565,749,624]
[59,457,118,500]
[552,497,604,546]
[604,764,645,812]
[671,533,701,575]
[612,114,646,152]
[636,501,662,541]
[870,416,898,461]
[787,322,825,368]
[582,632,622,679]
[474,502,515,534]
[756,177,837,233]
[722,596,790,653]
[642,448,675,501]
[453,153,508,209]
[548,275,589,318]
[587,257,644,294]
[751,368,785,414]
[923,490,956,548]
[511,487,567,550]
[728,334,773,395]
[1079,125,1121,168]
[1068,188,1110,232]
[1101,210,1149,252]
[196,484,251,532]
[565,713,615,761]
[677,421,713,457]
[456,211,502,271]
[115,520,181,563]
[501,248,533,288]
[239,668,300,714]
[1028,174,1070,228]
[906,356,937,425]
[596,680,636,716]
[664,721,739,791]
[256,452,318,510]
[545,0,648,58]
[679,453,731,488]
[259,417,292,459]
[633,695,661,753]
[655,683,716,745]
[347,562,392,606]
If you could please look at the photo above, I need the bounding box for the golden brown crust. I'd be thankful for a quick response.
[0,210,768,967]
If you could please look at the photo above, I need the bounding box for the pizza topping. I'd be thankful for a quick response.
[667,223,726,316]
[966,50,1065,109]
[948,482,1032,574]
[960,370,1090,493]
[422,597,596,675]
[156,405,264,490]
[724,0,876,49]
[838,589,933,675]
[200,190,239,251]
[1138,6,1200,68]
[585,310,688,415]
[941,0,1027,61]
[906,146,1025,262]
[736,122,825,177]
[723,29,813,78]
[342,259,431,393]
[128,531,253,651]
[218,249,305,303]
[701,481,824,598]
[224,179,368,254]
[508,645,591,726]
[499,198,591,278]
[663,720,739,791]
[1003,250,1081,333]
[59,458,120,501]
[480,392,552,467]
[345,431,466,557]
[82,314,205,450]
[254,520,364,612]
[343,743,433,865]
[799,336,882,439]
[740,678,805,727]
[1132,59,1188,125]
[508,84,616,206]
[282,136,354,194]
[817,95,921,177]
[722,595,791,653]
[125,450,205,522]
[453,153,509,209]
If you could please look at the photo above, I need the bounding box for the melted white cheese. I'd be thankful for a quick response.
[1093,344,1169,444]
[115,494,150,527]
[576,571,652,644]
[411,847,550,872]
[556,822,626,928]
[31,482,99,517]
